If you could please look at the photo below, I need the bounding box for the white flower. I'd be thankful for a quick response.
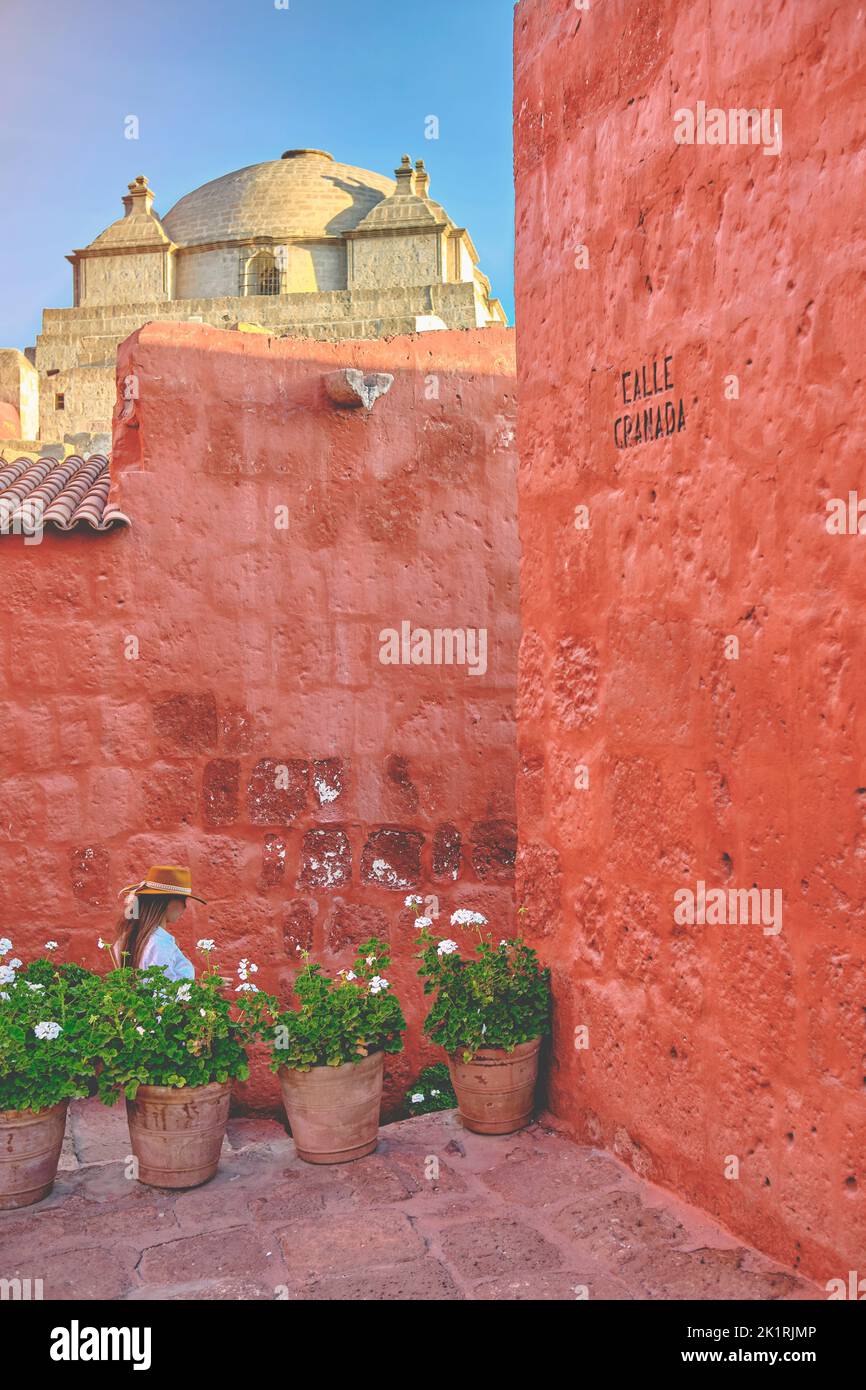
[9,958,22,970]
[437,939,459,956]
[34,1021,61,1040]
[450,909,487,927]
[98,937,108,950]
[200,1009,206,1017]
[368,976,389,995]
[411,1092,425,1104]
[25,982,44,993]
[237,958,259,982]
[366,955,376,965]
[0,938,12,956]
[44,942,58,952]
[176,984,192,1002]
[405,895,423,907]
[236,982,259,993]
[415,916,433,929]
[197,939,216,952]
[136,1026,146,1035]
[0,965,16,986]
[0,993,8,1002]
[345,971,357,982]
[431,1089,441,1096]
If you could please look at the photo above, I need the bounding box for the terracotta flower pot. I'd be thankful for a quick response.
[126,1081,231,1189]
[279,1050,384,1164]
[0,1100,69,1210]
[448,1037,542,1135]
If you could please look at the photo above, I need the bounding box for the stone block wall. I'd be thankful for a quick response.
[79,250,171,307]
[350,232,444,291]
[0,349,39,440]
[0,322,518,1115]
[514,0,866,1283]
[174,242,349,298]
[33,282,486,439]
[38,364,117,441]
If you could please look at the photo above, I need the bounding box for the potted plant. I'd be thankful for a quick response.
[94,944,275,1189]
[268,938,406,1164]
[416,911,550,1135]
[0,941,102,1209]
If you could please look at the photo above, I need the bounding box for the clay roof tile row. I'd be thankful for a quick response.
[0,454,130,534]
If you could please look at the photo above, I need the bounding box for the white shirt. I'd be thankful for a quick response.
[137,926,195,981]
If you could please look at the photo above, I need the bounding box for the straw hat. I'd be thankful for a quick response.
[119,865,207,904]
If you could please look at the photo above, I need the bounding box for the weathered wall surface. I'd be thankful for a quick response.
[79,250,171,307]
[0,322,518,1114]
[350,232,443,292]
[33,282,485,440]
[514,0,865,1282]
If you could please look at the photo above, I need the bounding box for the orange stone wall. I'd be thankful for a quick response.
[0,322,518,1114]
[514,0,865,1282]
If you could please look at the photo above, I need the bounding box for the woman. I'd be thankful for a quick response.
[111,865,206,980]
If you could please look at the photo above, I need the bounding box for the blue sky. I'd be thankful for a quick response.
[0,0,515,348]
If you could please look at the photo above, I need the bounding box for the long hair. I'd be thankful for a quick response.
[112,894,178,969]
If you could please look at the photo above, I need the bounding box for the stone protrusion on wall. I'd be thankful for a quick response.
[323,367,394,411]
[247,759,309,825]
[470,820,518,882]
[282,899,316,956]
[361,829,424,891]
[298,828,353,890]
[432,823,462,881]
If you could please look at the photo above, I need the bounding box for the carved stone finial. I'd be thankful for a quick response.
[123,175,155,216]
[395,154,415,192]
[414,159,430,198]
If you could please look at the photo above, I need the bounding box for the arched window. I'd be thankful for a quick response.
[244,251,282,296]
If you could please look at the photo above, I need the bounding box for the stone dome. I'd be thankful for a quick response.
[161,150,396,248]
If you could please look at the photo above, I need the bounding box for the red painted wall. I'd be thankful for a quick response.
[0,322,518,1114]
[514,0,865,1281]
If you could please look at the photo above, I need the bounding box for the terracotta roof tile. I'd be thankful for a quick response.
[0,454,130,534]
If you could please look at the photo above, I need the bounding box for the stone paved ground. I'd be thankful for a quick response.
[0,1099,821,1301]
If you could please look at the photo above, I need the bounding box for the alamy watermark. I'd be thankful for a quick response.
[825,492,866,534]
[50,1321,152,1370]
[826,1271,866,1300]
[379,622,487,677]
[1,1275,43,1299]
[0,496,43,544]
[674,102,782,157]
[674,880,782,936]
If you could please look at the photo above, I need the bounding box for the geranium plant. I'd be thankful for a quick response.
[93,944,277,1103]
[0,940,103,1113]
[405,1061,457,1116]
[267,938,406,1072]
[416,911,550,1061]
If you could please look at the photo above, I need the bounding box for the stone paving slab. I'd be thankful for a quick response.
[0,1098,822,1301]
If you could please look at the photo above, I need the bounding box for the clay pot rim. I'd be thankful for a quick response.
[0,1099,69,1123]
[449,1037,543,1063]
[130,1081,232,1101]
[279,1050,384,1079]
